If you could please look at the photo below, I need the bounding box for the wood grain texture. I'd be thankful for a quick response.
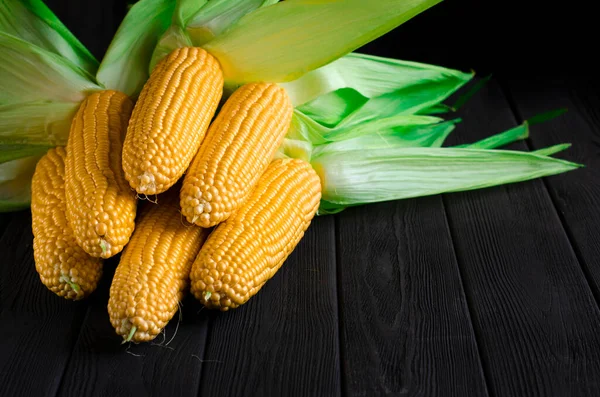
[336,198,489,397]
[199,217,341,397]
[501,77,600,303]
[0,212,88,397]
[57,262,209,397]
[442,78,600,397]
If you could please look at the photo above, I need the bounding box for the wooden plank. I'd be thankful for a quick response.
[501,76,600,303]
[56,263,209,397]
[336,198,489,396]
[199,217,341,397]
[0,213,88,397]
[442,78,600,396]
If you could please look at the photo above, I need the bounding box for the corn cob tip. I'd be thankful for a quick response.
[135,171,157,195]
[58,274,83,300]
[122,325,138,344]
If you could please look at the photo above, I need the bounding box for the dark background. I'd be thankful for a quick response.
[42,0,591,77]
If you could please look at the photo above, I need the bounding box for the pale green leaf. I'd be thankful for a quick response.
[0,101,78,146]
[0,0,98,74]
[149,24,193,72]
[312,147,582,206]
[186,0,277,46]
[97,0,175,97]
[290,109,442,143]
[311,120,459,158]
[0,144,51,164]
[455,123,529,149]
[0,33,100,104]
[283,52,472,107]
[204,0,442,87]
[0,155,41,212]
[533,143,572,156]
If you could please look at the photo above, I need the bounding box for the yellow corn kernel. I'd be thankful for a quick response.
[190,158,321,310]
[123,47,224,195]
[180,83,293,228]
[31,147,103,300]
[65,90,137,259]
[108,187,210,343]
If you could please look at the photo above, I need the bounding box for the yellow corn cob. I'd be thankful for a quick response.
[180,82,293,228]
[31,147,103,300]
[190,158,321,310]
[122,47,224,195]
[65,90,137,259]
[108,187,210,343]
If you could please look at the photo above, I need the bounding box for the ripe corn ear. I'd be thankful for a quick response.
[180,83,293,228]
[31,147,103,300]
[190,158,321,310]
[122,47,224,195]
[108,187,210,343]
[65,90,137,259]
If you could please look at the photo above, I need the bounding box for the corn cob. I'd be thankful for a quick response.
[65,90,136,259]
[31,147,103,300]
[190,158,321,310]
[180,83,293,228]
[122,47,224,195]
[108,187,210,343]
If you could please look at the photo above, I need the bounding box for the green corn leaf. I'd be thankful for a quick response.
[419,103,453,115]
[284,53,471,106]
[0,101,78,146]
[311,147,582,206]
[0,32,100,104]
[0,155,41,211]
[149,24,193,72]
[455,123,529,149]
[311,119,459,158]
[204,0,442,87]
[290,109,442,143]
[0,0,98,75]
[286,53,472,126]
[173,0,208,27]
[533,143,572,156]
[96,0,175,98]
[0,144,51,164]
[186,0,278,46]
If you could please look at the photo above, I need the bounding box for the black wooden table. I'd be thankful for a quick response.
[1,2,599,396]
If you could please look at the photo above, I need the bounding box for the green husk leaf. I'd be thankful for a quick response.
[186,0,278,46]
[0,101,78,146]
[0,0,98,74]
[311,147,582,207]
[96,0,175,97]
[0,155,41,211]
[419,103,453,115]
[149,24,193,72]
[533,143,572,156]
[172,0,208,27]
[204,0,442,87]
[526,108,568,126]
[0,32,100,104]
[449,74,491,111]
[455,123,529,149]
[290,109,443,144]
[0,144,51,164]
[311,119,459,158]
[286,53,473,126]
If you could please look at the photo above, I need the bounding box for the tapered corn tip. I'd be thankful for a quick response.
[108,188,210,342]
[122,47,224,196]
[32,148,104,300]
[65,90,137,260]
[180,83,293,228]
[190,158,321,311]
